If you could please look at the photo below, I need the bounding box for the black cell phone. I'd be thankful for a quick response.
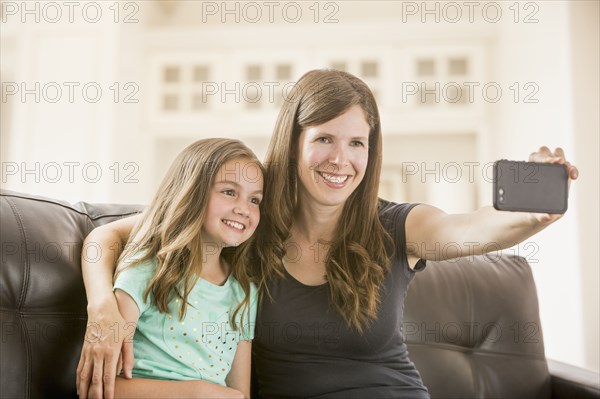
[493,160,569,214]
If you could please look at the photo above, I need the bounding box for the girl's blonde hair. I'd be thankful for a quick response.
[116,138,264,330]
[254,69,392,333]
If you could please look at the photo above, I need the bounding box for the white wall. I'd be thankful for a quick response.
[489,1,598,372]
[569,0,600,373]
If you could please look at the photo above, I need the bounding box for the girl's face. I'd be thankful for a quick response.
[202,157,263,247]
[296,105,370,208]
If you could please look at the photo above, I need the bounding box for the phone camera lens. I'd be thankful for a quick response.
[499,195,505,203]
[499,188,505,196]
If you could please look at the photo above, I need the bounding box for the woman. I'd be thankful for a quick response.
[76,69,578,399]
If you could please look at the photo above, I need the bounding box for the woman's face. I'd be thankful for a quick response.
[296,105,370,208]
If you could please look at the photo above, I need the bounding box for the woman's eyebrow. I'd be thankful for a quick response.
[311,131,368,140]
[309,130,332,136]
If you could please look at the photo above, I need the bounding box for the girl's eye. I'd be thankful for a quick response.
[250,197,261,205]
[317,137,331,143]
[222,189,235,196]
[351,140,365,147]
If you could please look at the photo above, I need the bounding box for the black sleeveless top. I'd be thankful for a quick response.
[253,201,430,399]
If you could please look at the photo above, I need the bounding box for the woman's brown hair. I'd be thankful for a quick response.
[255,69,392,332]
[115,138,264,332]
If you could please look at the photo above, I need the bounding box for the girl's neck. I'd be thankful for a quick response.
[199,243,229,285]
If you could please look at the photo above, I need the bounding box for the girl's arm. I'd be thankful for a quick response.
[113,289,140,386]
[405,147,579,267]
[77,214,142,399]
[225,341,252,399]
[114,378,245,399]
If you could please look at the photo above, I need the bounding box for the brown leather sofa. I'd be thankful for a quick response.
[1,189,599,398]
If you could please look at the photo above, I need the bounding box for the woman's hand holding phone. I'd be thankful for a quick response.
[493,146,578,224]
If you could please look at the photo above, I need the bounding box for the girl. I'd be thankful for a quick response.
[89,138,264,399]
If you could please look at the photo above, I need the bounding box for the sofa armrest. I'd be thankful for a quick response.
[548,359,600,399]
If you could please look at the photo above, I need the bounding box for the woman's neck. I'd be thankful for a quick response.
[292,199,344,243]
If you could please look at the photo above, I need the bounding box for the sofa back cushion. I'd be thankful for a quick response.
[405,255,551,398]
[1,190,142,398]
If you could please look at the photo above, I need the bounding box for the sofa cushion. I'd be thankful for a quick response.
[405,255,551,398]
[1,190,142,398]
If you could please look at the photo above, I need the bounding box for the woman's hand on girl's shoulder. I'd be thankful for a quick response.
[76,299,134,399]
[77,213,142,398]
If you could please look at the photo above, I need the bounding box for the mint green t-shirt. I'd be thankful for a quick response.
[113,258,257,385]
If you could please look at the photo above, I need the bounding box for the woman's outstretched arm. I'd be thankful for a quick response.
[76,214,141,399]
[405,147,579,266]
